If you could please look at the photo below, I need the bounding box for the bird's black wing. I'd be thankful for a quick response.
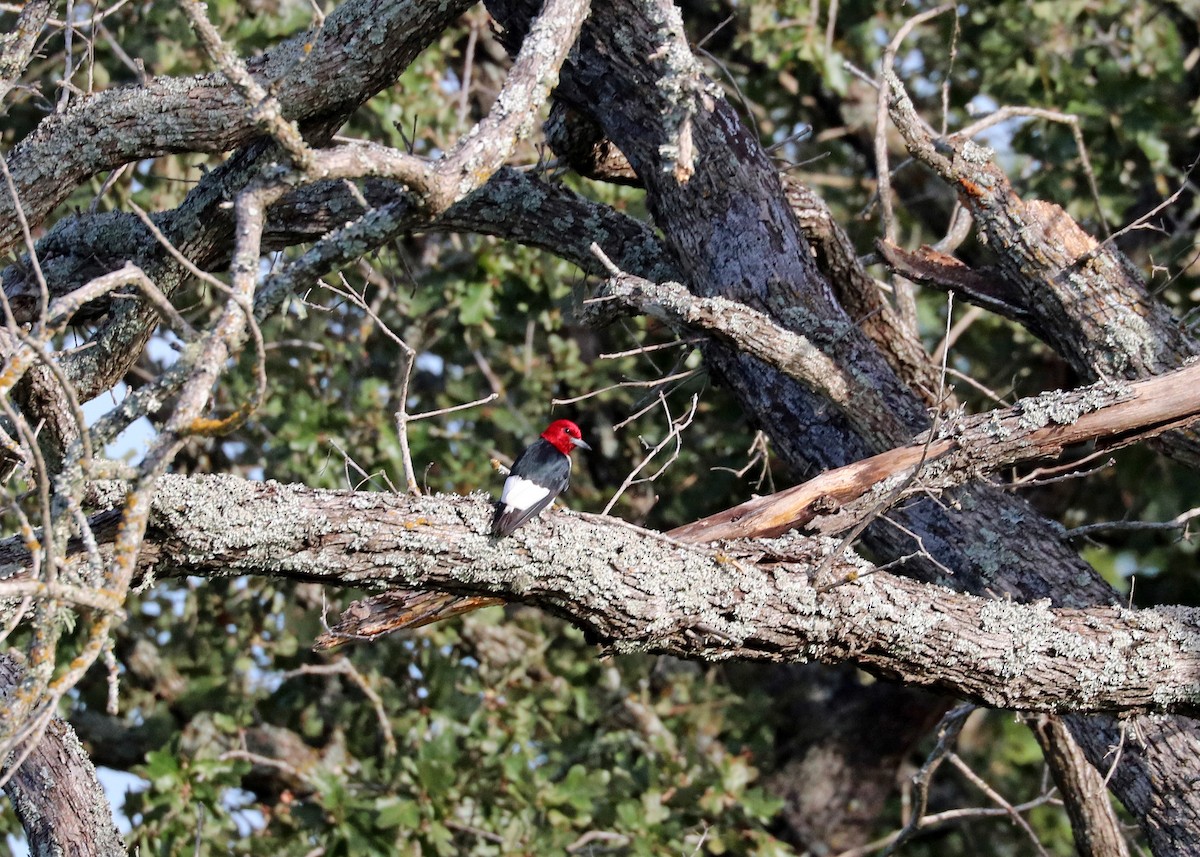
[491,439,571,536]
[492,492,558,536]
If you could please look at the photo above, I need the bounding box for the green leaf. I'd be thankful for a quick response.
[375,797,421,830]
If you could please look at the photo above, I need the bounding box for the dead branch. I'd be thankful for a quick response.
[883,71,1200,389]
[670,361,1200,543]
[1028,715,1131,857]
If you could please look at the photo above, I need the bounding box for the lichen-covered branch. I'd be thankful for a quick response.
[586,271,915,450]
[4,474,1200,716]
[0,0,52,103]
[0,0,477,255]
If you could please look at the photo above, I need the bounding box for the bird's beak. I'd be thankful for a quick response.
[571,437,592,451]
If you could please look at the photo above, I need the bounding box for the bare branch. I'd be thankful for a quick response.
[883,70,1200,386]
[880,705,973,856]
[602,393,698,515]
[284,658,397,758]
[1028,715,1131,857]
[585,267,914,449]
[872,4,955,330]
[181,0,317,173]
[671,360,1200,543]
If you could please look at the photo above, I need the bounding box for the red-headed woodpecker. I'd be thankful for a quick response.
[493,419,591,536]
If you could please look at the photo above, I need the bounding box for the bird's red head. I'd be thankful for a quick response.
[541,419,591,456]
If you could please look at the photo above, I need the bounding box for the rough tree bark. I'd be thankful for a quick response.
[0,654,126,857]
[7,474,1200,717]
[0,0,478,257]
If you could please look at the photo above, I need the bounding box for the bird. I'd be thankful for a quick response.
[311,419,591,648]
[492,418,591,536]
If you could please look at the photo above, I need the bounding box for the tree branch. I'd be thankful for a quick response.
[4,474,1200,716]
[0,0,52,104]
[0,653,127,856]
[671,361,1200,542]
[0,0,478,255]
[585,267,916,449]
[1028,714,1131,857]
[883,69,1200,470]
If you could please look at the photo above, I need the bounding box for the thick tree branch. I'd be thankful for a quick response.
[5,162,674,327]
[4,474,1200,716]
[0,653,126,857]
[585,266,914,448]
[1028,715,1131,857]
[0,0,477,255]
[781,178,947,408]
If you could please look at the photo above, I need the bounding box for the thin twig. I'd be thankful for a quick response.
[947,752,1052,857]
[873,3,955,330]
[551,369,701,406]
[284,658,397,758]
[879,704,974,857]
[1068,506,1200,540]
[602,393,698,515]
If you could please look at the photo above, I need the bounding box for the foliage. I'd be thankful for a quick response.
[111,608,787,855]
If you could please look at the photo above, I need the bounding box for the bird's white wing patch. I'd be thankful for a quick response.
[500,474,551,511]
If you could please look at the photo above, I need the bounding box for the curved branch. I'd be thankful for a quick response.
[0,0,476,254]
[671,361,1200,542]
[585,270,914,448]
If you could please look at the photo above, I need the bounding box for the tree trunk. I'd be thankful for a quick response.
[0,654,126,857]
